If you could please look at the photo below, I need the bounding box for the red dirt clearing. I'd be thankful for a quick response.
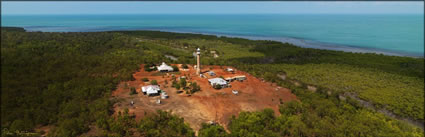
[111,64,297,132]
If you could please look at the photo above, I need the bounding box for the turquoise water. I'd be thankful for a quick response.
[2,14,423,57]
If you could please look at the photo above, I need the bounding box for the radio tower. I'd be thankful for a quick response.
[196,48,201,75]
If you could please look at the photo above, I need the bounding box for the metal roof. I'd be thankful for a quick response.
[157,62,173,71]
[142,85,160,94]
[208,78,228,85]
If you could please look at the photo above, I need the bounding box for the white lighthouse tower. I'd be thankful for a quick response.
[196,48,201,75]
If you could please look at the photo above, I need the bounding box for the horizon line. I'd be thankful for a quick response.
[3,13,424,15]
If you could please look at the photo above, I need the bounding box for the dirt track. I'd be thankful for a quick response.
[111,64,297,131]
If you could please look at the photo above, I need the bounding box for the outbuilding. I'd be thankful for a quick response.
[233,75,247,81]
[208,78,228,88]
[224,77,234,82]
[207,71,216,76]
[161,92,169,99]
[141,85,161,96]
[226,68,234,72]
[224,75,246,82]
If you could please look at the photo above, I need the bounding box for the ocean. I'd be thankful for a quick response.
[2,14,423,57]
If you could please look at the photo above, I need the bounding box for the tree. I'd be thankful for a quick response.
[179,78,187,89]
[107,109,135,136]
[52,118,89,137]
[9,119,30,132]
[144,64,153,72]
[172,65,179,72]
[190,82,201,94]
[285,115,310,137]
[182,64,189,69]
[130,87,137,95]
[171,80,177,87]
[228,109,280,137]
[263,72,276,82]
[138,110,195,137]
[213,84,222,89]
[279,101,304,115]
[183,42,189,47]
[175,83,181,90]
[198,123,228,137]
[150,80,158,85]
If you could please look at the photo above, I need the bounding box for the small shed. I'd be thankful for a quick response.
[207,71,216,76]
[161,92,169,99]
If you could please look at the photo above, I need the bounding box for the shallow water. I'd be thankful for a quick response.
[2,14,423,57]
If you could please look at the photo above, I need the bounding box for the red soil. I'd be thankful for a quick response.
[111,64,297,132]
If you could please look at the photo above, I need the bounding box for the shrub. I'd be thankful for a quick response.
[213,84,222,89]
[174,83,181,90]
[142,78,149,82]
[138,110,195,137]
[190,82,201,94]
[199,123,228,137]
[144,64,154,72]
[182,64,189,69]
[171,80,177,87]
[9,119,31,132]
[279,101,304,115]
[130,87,137,95]
[172,65,179,71]
[150,80,158,85]
[179,78,187,89]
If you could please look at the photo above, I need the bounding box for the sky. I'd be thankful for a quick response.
[1,2,424,15]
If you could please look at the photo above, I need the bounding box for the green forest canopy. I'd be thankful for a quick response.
[1,27,423,137]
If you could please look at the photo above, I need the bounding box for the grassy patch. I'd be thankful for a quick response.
[276,63,424,121]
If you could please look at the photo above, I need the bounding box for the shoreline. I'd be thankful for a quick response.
[14,26,425,58]
[160,29,423,58]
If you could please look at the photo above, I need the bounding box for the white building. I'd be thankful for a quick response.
[157,62,174,72]
[233,75,246,81]
[225,75,247,82]
[226,68,234,72]
[208,78,228,88]
[141,85,161,96]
